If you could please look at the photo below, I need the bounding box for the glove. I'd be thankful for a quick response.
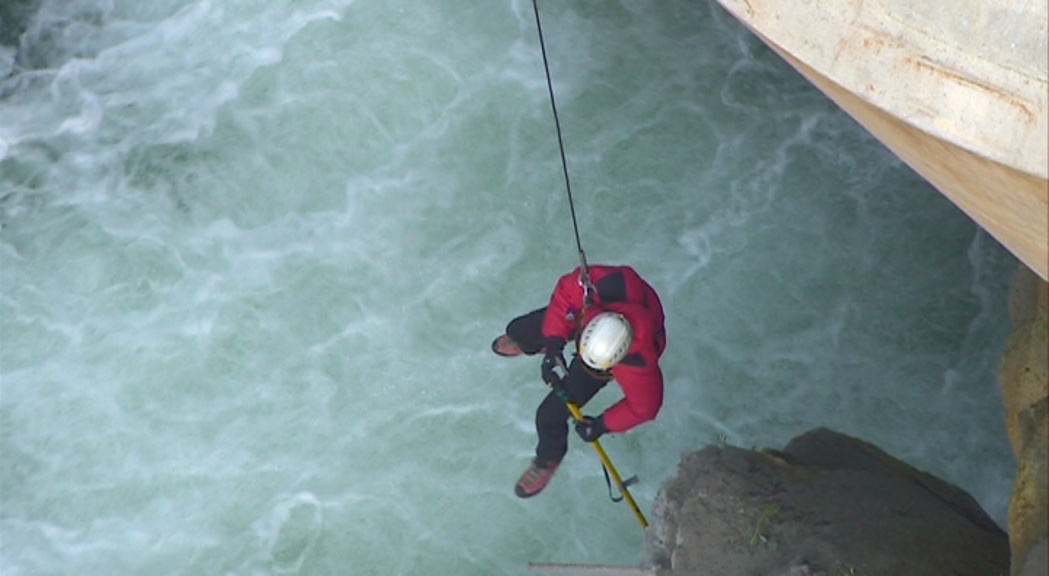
[574,414,607,442]
[540,337,567,385]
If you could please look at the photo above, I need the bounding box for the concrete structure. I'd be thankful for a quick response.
[715,0,1048,280]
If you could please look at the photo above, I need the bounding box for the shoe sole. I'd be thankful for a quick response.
[514,461,560,498]
[491,334,523,357]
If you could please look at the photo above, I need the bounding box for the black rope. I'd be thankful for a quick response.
[531,0,593,301]
[603,466,624,502]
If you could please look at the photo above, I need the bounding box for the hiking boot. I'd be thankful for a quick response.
[514,458,561,498]
[491,334,523,357]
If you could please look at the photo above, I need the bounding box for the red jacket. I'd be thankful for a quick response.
[542,265,666,434]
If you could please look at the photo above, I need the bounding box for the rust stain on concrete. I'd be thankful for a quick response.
[906,56,1037,123]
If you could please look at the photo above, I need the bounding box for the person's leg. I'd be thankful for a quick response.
[534,356,609,462]
[516,356,609,498]
[494,307,546,356]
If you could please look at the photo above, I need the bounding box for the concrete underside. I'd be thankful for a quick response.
[715,0,1048,281]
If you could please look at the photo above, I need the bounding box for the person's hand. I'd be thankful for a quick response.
[540,337,566,385]
[574,415,607,442]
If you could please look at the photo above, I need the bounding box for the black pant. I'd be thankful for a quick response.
[506,308,610,462]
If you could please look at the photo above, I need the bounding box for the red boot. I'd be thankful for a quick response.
[514,458,561,498]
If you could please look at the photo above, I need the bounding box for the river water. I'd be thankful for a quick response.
[0,1,1018,574]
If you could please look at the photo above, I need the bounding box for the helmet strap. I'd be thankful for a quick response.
[581,363,615,380]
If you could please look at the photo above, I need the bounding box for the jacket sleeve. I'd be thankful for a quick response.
[542,268,584,341]
[602,364,664,433]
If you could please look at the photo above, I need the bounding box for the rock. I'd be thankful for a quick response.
[644,428,1010,576]
[1000,265,1049,576]
[1018,537,1047,576]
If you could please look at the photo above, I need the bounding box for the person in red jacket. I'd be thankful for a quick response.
[492,264,666,498]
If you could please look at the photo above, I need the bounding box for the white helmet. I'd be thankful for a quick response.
[579,312,633,371]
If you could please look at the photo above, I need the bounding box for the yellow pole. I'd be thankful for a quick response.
[563,399,648,530]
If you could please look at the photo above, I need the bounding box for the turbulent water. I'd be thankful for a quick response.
[0,1,1019,574]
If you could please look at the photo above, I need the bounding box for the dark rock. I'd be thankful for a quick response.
[644,427,1010,576]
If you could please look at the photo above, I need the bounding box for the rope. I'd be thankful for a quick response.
[530,0,594,301]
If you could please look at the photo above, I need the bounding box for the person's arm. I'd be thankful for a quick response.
[601,364,664,433]
[541,268,583,341]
